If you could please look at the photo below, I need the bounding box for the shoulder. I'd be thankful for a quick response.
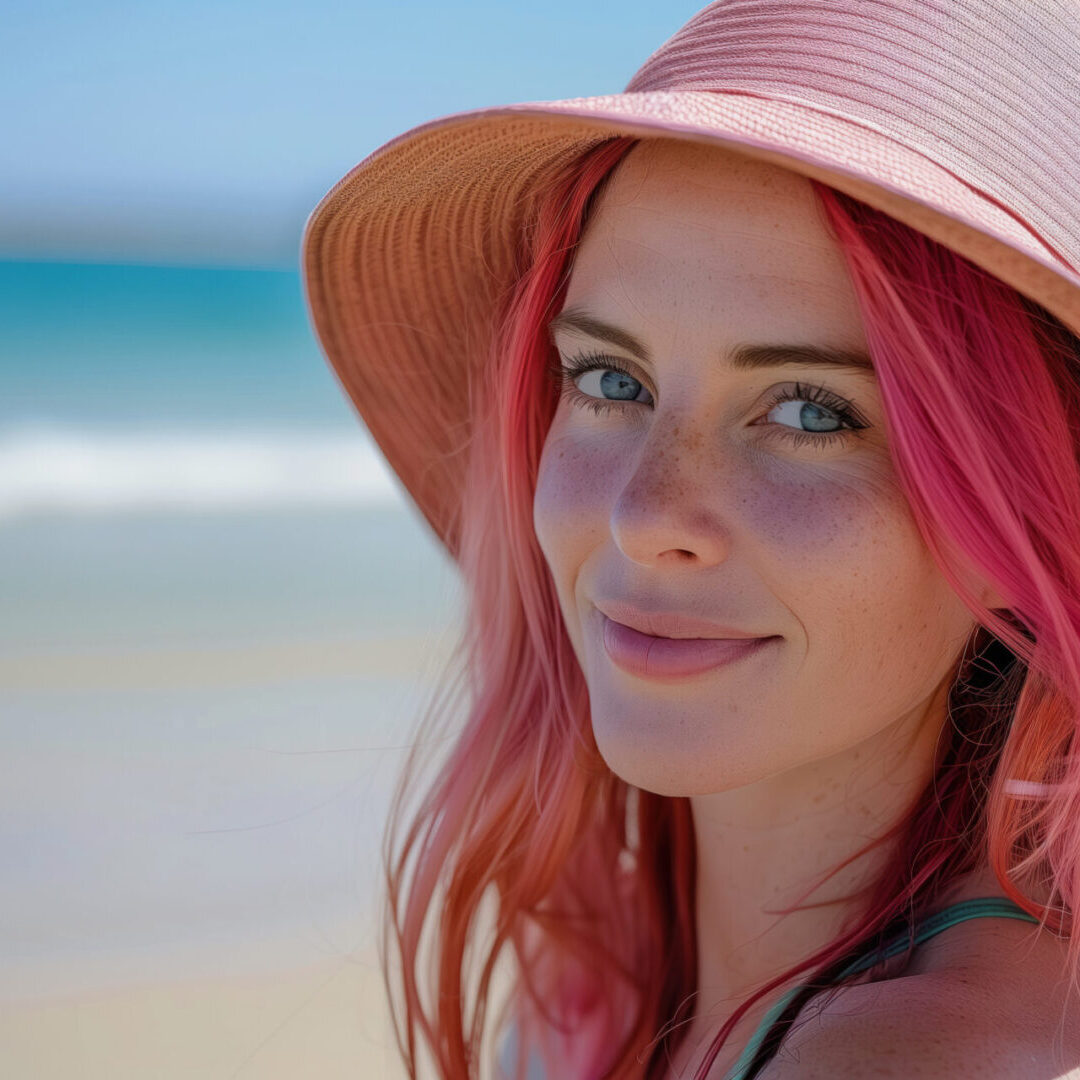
[756,959,1080,1080]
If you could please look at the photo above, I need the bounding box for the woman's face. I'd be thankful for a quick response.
[533,138,985,796]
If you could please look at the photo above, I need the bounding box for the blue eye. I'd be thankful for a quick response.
[546,350,653,414]
[546,350,870,451]
[755,383,869,450]
[578,366,652,404]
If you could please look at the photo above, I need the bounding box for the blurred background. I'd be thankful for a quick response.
[1,2,702,1076]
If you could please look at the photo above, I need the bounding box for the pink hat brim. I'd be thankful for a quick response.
[301,89,1080,554]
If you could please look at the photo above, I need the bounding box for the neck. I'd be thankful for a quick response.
[686,677,952,1026]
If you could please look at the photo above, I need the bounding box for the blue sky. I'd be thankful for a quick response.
[4,1,705,268]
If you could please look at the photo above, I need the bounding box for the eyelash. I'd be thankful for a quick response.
[546,350,870,450]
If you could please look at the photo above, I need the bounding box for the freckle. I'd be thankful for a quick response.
[812,791,825,803]
[743,844,749,852]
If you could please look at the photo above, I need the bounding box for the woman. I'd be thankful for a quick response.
[302,3,1080,1078]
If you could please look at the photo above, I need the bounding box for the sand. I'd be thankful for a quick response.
[1,507,469,1078]
[2,948,411,1079]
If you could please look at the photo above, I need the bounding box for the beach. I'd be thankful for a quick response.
[0,260,488,1077]
[2,948,405,1079]
[1,503,465,1078]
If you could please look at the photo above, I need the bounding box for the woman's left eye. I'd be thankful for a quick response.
[548,352,871,451]
[756,382,869,448]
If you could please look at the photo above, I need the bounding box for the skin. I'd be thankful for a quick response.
[531,138,1010,1069]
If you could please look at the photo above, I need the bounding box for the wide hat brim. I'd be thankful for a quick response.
[301,89,1080,558]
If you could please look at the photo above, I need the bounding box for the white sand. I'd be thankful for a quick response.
[1,506,470,1077]
[1,949,410,1080]
[2,630,463,1078]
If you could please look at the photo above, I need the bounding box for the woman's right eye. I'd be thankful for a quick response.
[549,352,655,414]
[573,367,652,404]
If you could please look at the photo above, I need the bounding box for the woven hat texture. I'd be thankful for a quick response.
[301,0,1080,556]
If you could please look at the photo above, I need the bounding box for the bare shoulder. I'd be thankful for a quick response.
[755,930,1080,1080]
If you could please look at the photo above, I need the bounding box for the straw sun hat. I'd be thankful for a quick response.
[301,0,1080,556]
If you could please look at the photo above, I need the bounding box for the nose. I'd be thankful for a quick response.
[609,416,730,567]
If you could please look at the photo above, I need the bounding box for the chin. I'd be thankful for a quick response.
[591,718,769,797]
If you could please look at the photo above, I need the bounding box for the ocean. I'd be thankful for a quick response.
[0,259,466,1004]
[0,259,406,518]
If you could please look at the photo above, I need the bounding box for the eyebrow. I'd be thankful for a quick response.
[547,307,875,373]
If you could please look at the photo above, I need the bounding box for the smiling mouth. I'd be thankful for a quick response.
[600,615,778,680]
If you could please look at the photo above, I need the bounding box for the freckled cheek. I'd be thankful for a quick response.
[747,470,925,629]
[745,478,862,560]
[533,434,620,574]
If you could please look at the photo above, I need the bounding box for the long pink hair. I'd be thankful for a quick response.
[378,135,1080,1080]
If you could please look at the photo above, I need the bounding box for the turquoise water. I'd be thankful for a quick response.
[0,258,346,429]
[0,259,404,518]
[0,259,464,1001]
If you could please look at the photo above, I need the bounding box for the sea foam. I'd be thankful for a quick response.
[0,422,406,518]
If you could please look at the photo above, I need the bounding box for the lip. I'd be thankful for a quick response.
[594,600,770,640]
[600,614,778,680]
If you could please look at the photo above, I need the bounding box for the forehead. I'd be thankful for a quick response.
[562,139,868,353]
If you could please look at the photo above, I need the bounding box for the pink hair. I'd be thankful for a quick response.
[379,135,1080,1080]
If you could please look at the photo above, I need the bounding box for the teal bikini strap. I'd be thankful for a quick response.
[722,897,1040,1080]
[833,896,1040,979]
